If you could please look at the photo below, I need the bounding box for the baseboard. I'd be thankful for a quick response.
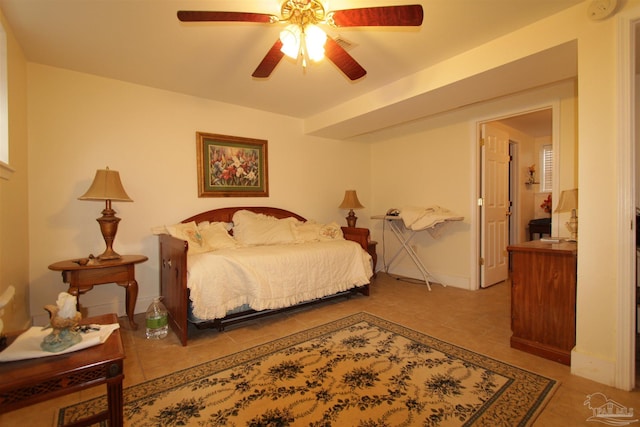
[510,336,571,365]
[571,348,616,387]
[379,266,470,289]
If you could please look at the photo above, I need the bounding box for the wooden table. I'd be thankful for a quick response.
[0,313,125,426]
[49,255,148,330]
[507,240,577,365]
[528,218,551,240]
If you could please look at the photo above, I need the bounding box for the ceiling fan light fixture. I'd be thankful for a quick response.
[304,24,327,61]
[280,24,301,59]
[178,3,423,80]
[280,23,326,63]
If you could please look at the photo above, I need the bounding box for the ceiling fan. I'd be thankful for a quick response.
[177,1,423,81]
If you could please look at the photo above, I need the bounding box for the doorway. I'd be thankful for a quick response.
[479,108,553,289]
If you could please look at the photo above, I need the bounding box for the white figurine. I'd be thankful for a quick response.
[0,286,16,337]
[41,292,82,352]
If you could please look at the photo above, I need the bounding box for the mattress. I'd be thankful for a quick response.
[186,239,373,320]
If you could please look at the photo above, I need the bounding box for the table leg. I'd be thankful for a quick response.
[66,285,93,315]
[106,370,124,427]
[116,280,138,330]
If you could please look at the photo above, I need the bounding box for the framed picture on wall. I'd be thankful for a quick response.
[196,132,269,197]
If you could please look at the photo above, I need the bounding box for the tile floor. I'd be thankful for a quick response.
[2,273,638,426]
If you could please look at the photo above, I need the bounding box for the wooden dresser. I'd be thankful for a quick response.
[507,240,577,365]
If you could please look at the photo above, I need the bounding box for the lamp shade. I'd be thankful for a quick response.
[338,190,364,210]
[304,24,327,61]
[554,188,578,213]
[280,24,301,59]
[78,167,132,202]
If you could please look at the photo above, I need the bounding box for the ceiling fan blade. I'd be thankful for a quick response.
[252,40,285,78]
[329,5,423,27]
[177,11,276,23]
[325,37,366,81]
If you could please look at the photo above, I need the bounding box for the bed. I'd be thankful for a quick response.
[158,206,373,346]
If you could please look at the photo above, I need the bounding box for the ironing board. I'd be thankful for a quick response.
[373,208,464,290]
[372,215,437,290]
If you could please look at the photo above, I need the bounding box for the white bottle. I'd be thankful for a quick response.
[145,297,168,339]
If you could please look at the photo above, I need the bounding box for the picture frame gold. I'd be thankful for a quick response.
[196,132,268,197]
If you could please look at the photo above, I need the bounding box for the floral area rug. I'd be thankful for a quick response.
[56,312,558,426]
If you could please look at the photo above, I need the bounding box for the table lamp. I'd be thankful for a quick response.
[78,167,133,260]
[554,188,578,241]
[338,190,364,228]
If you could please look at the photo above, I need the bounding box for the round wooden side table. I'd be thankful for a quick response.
[48,254,148,329]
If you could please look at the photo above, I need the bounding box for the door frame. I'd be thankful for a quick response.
[471,103,560,291]
[509,141,520,246]
[614,9,637,390]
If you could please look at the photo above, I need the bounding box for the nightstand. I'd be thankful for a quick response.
[49,255,147,330]
[368,240,378,274]
[340,227,377,273]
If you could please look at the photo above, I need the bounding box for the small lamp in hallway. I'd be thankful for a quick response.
[555,188,578,241]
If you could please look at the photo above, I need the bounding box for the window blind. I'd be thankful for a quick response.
[542,144,553,192]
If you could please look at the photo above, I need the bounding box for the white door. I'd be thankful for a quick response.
[480,123,510,288]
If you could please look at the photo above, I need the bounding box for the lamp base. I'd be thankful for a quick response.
[97,248,122,261]
[565,209,578,242]
[96,204,122,260]
[346,209,358,228]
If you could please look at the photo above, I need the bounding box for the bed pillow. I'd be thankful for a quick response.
[293,221,344,242]
[232,210,298,245]
[293,221,323,242]
[318,222,344,241]
[198,221,239,251]
[165,221,210,254]
[196,221,233,232]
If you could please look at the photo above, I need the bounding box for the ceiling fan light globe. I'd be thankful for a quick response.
[305,24,326,44]
[305,24,327,61]
[307,45,325,61]
[280,24,301,59]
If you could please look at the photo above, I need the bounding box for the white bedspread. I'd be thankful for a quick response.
[187,240,373,320]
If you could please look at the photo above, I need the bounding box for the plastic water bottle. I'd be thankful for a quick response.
[145,297,168,339]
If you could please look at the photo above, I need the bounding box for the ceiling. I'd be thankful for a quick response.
[499,109,553,139]
[0,0,584,136]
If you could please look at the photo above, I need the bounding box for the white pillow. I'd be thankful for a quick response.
[165,221,209,254]
[293,221,344,242]
[232,210,298,245]
[319,222,344,240]
[293,221,323,242]
[198,221,238,251]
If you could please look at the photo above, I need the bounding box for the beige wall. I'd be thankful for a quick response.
[0,10,29,332]
[26,64,372,325]
[571,2,626,386]
[361,81,576,288]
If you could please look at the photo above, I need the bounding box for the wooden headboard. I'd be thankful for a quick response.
[182,206,307,224]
